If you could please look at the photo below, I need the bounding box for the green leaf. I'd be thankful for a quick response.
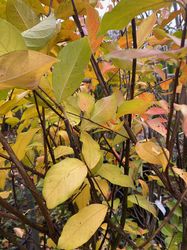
[117,99,152,117]
[6,0,39,31]
[80,93,117,131]
[22,15,57,49]
[43,158,87,209]
[58,204,107,249]
[0,90,9,100]
[52,37,91,102]
[128,194,157,217]
[99,0,171,35]
[0,18,27,56]
[97,164,134,188]
[91,93,117,123]
[80,132,102,170]
[63,96,81,126]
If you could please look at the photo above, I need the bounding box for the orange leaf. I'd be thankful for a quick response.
[86,5,103,52]
[160,79,173,90]
[179,64,187,85]
[118,36,132,49]
[138,92,155,102]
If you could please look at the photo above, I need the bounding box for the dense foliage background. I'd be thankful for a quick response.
[0,0,187,249]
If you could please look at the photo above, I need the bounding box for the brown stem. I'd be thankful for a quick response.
[112,18,137,250]
[166,4,187,148]
[71,0,110,96]
[0,131,58,243]
[33,91,56,165]
[0,197,46,233]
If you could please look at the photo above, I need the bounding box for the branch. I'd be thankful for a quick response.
[71,0,110,96]
[0,197,46,233]
[0,131,58,243]
[138,188,187,249]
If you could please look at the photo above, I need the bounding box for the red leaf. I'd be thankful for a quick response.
[146,107,167,115]
[146,118,167,137]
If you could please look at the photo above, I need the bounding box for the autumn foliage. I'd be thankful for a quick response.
[1,0,187,249]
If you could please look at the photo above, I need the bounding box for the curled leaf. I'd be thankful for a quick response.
[135,140,169,171]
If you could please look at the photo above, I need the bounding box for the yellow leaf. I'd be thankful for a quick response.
[124,220,148,235]
[21,105,41,121]
[173,167,187,184]
[128,194,156,217]
[6,0,39,31]
[0,169,9,189]
[74,182,90,209]
[54,146,74,159]
[5,117,19,126]
[27,0,46,15]
[12,128,39,160]
[47,238,56,248]
[77,92,95,114]
[58,130,70,145]
[0,91,29,115]
[40,0,59,8]
[0,0,6,19]
[55,0,89,20]
[80,132,102,170]
[135,140,169,171]
[117,99,152,118]
[43,158,87,209]
[58,204,107,249]
[97,164,134,188]
[0,191,11,199]
[0,50,57,90]
[81,93,117,130]
[94,178,111,200]
[138,179,149,197]
[137,13,157,47]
